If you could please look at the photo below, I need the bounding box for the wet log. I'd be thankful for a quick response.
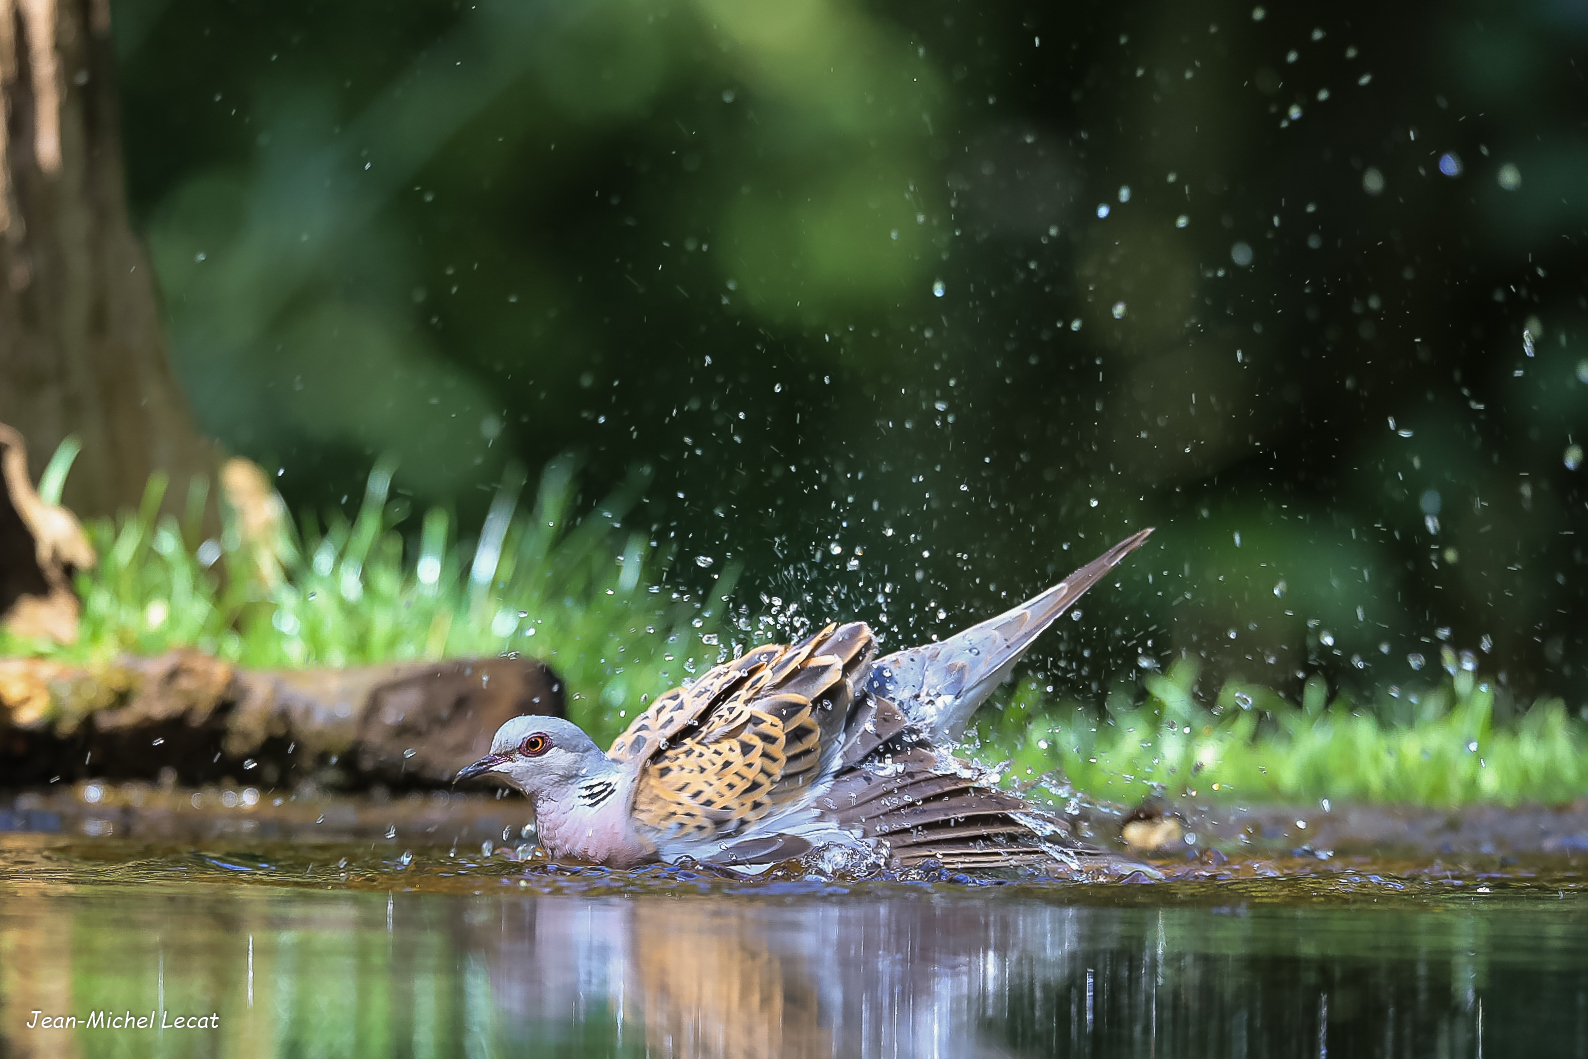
[0,651,564,787]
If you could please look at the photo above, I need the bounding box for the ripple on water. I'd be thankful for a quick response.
[2,834,1584,904]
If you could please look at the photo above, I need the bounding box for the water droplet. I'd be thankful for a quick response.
[1438,152,1462,177]
[1565,444,1583,471]
[1497,163,1522,191]
[1362,168,1385,195]
[1233,531,1242,547]
[1118,185,1131,203]
[694,555,714,567]
[829,542,844,555]
[1320,631,1335,647]
[1234,691,1254,709]
[1175,214,1189,228]
[1408,653,1425,671]
[1231,242,1254,266]
[1096,203,1111,218]
[1111,301,1126,319]
[1524,328,1537,357]
[1287,103,1303,120]
[1089,497,1099,507]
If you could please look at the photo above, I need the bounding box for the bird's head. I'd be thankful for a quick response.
[454,715,609,799]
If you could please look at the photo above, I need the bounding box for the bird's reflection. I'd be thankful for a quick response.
[633,902,830,1059]
[480,893,1087,1058]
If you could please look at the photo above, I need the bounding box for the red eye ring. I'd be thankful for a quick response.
[519,734,551,757]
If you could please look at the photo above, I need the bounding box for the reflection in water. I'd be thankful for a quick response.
[3,846,1588,1056]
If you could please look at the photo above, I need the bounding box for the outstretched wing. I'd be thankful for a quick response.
[623,623,875,843]
[868,527,1153,742]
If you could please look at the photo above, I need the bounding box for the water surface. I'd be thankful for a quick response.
[4,833,1588,1058]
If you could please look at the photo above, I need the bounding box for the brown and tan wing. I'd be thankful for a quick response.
[626,622,875,842]
[607,640,789,765]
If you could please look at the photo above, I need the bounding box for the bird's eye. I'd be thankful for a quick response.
[518,734,551,757]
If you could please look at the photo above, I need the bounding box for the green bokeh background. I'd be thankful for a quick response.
[111,0,1588,706]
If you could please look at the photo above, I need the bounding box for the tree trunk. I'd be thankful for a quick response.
[0,0,212,518]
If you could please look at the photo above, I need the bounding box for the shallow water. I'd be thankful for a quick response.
[4,831,1588,1058]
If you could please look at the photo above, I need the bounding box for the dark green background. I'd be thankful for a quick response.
[112,0,1588,705]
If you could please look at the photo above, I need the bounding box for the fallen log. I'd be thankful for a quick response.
[0,652,564,788]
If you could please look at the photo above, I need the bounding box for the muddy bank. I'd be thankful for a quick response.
[0,652,563,787]
[1187,800,1588,857]
[0,784,527,848]
[6,778,1588,861]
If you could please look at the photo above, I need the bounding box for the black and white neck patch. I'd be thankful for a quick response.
[577,779,618,808]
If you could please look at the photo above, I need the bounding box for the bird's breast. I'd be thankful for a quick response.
[534,793,657,867]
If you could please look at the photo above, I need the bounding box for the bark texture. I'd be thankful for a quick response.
[0,0,212,517]
[0,652,568,786]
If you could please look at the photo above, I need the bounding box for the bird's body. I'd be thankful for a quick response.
[458,528,1152,871]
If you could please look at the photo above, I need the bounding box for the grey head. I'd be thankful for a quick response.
[455,715,611,800]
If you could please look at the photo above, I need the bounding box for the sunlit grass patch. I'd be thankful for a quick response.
[975,656,1588,808]
[0,459,732,745]
[8,459,1588,807]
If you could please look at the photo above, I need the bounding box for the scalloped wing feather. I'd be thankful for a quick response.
[628,623,875,843]
[607,641,787,764]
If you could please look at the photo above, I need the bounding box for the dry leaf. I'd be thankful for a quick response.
[220,456,288,587]
[0,423,95,643]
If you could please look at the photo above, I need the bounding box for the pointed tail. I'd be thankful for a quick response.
[866,527,1154,743]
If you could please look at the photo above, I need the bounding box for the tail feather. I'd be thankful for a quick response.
[866,527,1153,742]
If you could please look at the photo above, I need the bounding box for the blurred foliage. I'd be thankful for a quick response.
[107,0,1588,712]
[978,656,1588,807]
[0,462,733,745]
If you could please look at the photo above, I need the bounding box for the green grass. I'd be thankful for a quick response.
[7,457,1588,806]
[973,656,1588,808]
[1,458,735,745]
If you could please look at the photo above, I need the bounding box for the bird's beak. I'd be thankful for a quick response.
[454,753,508,783]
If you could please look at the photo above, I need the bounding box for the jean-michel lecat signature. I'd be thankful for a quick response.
[27,1010,219,1030]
